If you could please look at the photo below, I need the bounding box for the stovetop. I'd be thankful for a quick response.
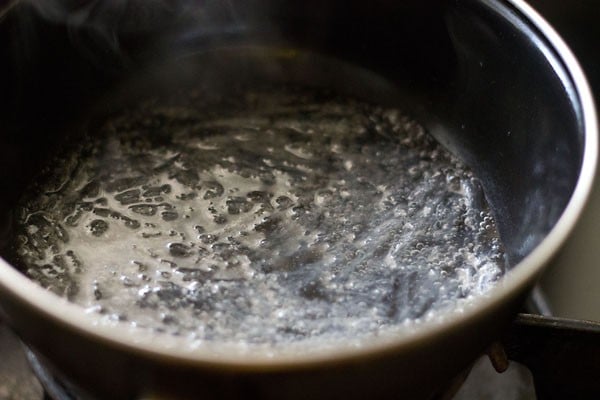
[0,323,43,400]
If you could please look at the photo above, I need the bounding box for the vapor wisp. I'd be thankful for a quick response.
[24,0,193,70]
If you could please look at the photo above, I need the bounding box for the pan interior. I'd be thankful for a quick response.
[6,48,508,349]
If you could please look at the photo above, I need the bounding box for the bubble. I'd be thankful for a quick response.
[225,196,253,215]
[199,234,218,244]
[161,210,179,221]
[213,215,228,225]
[168,242,192,258]
[130,204,157,216]
[93,281,103,300]
[88,219,109,237]
[203,181,224,199]
[115,189,141,205]
[275,195,294,210]
[247,191,270,203]
[177,192,197,201]
[142,184,172,197]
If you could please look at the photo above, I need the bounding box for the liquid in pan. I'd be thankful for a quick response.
[12,85,506,347]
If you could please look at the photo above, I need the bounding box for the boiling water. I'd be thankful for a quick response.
[12,87,505,346]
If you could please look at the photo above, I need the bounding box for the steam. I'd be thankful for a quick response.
[16,0,263,73]
[27,0,183,32]
[23,0,190,71]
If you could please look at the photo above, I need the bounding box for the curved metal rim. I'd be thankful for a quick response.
[0,0,596,370]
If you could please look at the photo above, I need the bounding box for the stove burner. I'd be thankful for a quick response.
[0,324,43,400]
[26,351,82,400]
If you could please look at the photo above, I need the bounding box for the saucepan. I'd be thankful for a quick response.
[0,0,596,398]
